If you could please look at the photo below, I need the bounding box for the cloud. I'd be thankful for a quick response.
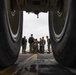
[23,11,49,38]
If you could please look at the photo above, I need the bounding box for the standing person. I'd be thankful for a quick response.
[42,37,46,53]
[28,34,34,53]
[39,38,42,53]
[46,36,51,53]
[33,39,38,53]
[22,36,27,54]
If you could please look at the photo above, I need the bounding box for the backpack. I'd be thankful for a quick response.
[48,39,51,44]
[22,38,25,45]
[29,37,34,43]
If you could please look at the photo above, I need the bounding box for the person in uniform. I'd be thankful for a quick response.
[39,38,42,53]
[46,36,51,53]
[28,34,34,53]
[42,37,46,53]
[22,36,27,54]
[33,39,38,53]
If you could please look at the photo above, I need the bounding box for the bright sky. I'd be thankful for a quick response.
[22,11,50,51]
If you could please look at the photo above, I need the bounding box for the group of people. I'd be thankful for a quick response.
[22,34,51,54]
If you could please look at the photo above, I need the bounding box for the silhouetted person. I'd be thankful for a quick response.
[22,36,27,54]
[33,39,38,53]
[46,36,51,53]
[28,34,34,53]
[39,38,42,53]
[42,37,46,53]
